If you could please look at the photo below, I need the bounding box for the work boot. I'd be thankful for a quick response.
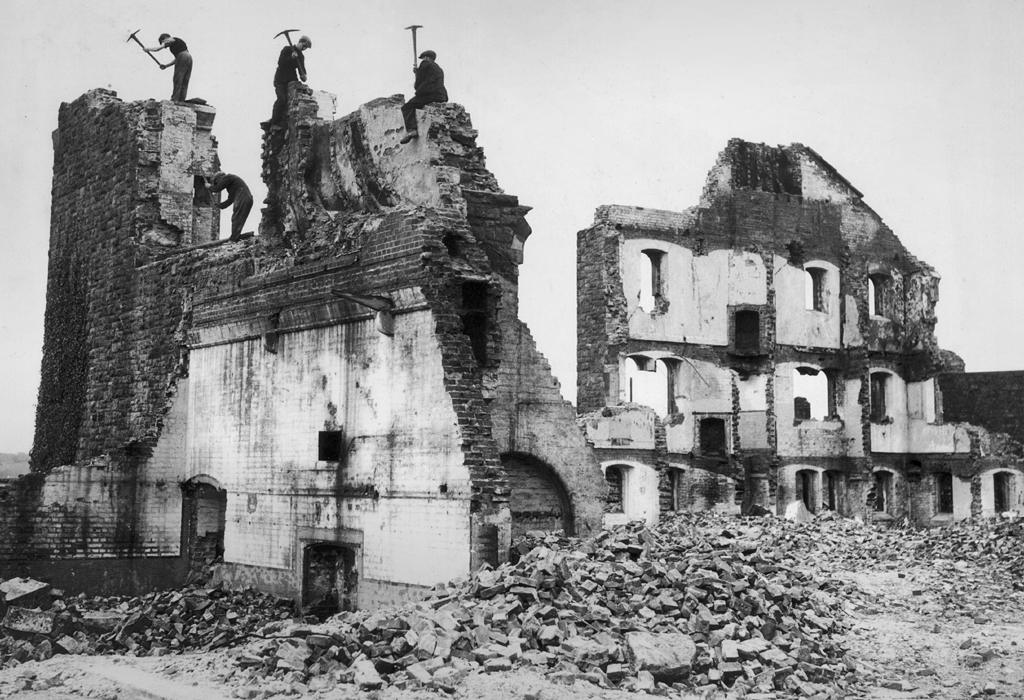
[399,130,418,144]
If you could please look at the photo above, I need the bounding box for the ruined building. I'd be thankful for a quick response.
[578,140,1024,525]
[2,85,604,605]
[4,87,1022,609]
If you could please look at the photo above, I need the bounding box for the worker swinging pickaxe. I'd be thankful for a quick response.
[275,28,301,47]
[405,24,423,72]
[126,29,162,68]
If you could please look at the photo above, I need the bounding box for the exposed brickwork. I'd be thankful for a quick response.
[578,139,1024,524]
[7,85,606,603]
[938,371,1024,444]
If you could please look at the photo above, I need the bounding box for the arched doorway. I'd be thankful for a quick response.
[502,453,574,538]
[181,476,226,584]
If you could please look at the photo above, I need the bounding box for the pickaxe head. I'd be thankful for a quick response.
[275,28,301,46]
[405,24,423,32]
[126,28,142,43]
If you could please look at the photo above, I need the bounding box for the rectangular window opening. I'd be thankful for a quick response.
[318,430,344,462]
[698,417,727,457]
[936,472,953,514]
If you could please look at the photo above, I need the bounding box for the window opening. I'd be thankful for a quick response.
[869,372,889,422]
[638,250,665,312]
[796,469,817,513]
[605,466,625,513]
[805,267,826,311]
[666,469,680,511]
[994,472,1012,513]
[443,233,462,258]
[734,309,760,352]
[824,471,840,510]
[699,417,727,457]
[873,471,893,512]
[318,430,343,462]
[793,367,830,420]
[936,472,953,514]
[869,274,889,317]
[461,281,489,365]
[625,355,675,416]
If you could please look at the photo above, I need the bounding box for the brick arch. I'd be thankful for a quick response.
[501,452,574,538]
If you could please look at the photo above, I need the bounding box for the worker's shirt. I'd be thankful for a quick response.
[274,46,306,85]
[210,175,252,207]
[166,37,188,56]
[414,60,447,101]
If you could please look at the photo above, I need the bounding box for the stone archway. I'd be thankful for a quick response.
[501,452,574,538]
[181,475,226,584]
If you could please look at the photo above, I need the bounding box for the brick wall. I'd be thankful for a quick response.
[938,371,1024,444]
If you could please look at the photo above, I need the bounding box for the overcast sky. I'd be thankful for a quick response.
[2,1,1022,454]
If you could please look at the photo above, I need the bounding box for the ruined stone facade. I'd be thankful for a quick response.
[2,85,603,605]
[578,139,1024,525]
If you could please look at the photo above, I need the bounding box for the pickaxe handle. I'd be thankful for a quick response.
[128,30,163,67]
[405,25,422,72]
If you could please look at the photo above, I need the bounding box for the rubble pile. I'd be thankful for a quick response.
[232,514,858,697]
[1,511,1020,696]
[0,581,293,666]
[912,517,1024,586]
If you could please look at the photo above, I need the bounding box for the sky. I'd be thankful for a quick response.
[2,1,1023,454]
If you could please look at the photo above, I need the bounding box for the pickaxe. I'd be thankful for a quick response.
[127,29,162,68]
[275,28,301,46]
[404,24,422,72]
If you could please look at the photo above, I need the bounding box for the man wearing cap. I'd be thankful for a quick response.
[400,50,448,144]
[271,35,312,128]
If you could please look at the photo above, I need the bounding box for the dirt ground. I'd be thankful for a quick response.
[1,534,1021,699]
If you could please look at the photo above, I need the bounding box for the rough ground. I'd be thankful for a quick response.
[1,512,1021,699]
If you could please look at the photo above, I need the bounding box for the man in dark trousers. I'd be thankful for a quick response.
[209,173,253,242]
[271,36,312,128]
[145,34,192,102]
[400,50,448,144]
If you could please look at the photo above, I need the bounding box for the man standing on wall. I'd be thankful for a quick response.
[399,50,447,144]
[145,34,192,102]
[209,173,253,242]
[271,36,312,129]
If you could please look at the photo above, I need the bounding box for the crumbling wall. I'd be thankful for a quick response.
[33,90,223,474]
[938,371,1024,445]
[575,138,1009,525]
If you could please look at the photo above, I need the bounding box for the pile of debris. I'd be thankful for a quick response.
[231,515,859,697]
[0,578,292,666]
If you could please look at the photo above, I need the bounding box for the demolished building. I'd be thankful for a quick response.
[2,84,1022,610]
[1,85,604,606]
[578,139,1024,525]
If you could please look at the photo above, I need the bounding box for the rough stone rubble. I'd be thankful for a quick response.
[2,512,1021,697]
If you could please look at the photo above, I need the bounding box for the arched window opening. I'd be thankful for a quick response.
[503,453,574,538]
[638,249,665,312]
[994,472,1013,513]
[796,469,818,513]
[625,355,678,416]
[869,274,890,317]
[869,372,890,422]
[872,471,893,513]
[605,465,625,513]
[181,477,227,585]
[935,472,953,514]
[805,267,827,311]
